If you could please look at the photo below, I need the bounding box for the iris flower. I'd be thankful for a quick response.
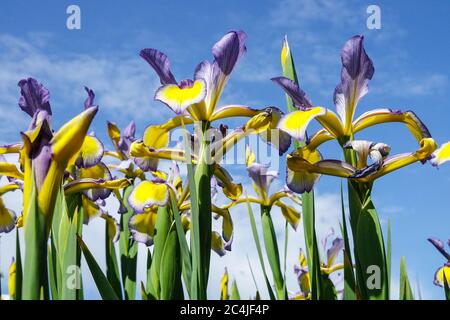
[133,30,291,171]
[0,79,129,233]
[222,145,301,229]
[127,163,233,255]
[292,234,344,300]
[428,238,450,287]
[274,36,436,193]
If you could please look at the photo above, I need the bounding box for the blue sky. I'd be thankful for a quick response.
[0,0,449,299]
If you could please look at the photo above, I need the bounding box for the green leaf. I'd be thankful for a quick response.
[77,236,119,300]
[22,177,49,300]
[231,280,241,300]
[119,185,137,300]
[246,198,275,300]
[145,249,153,300]
[261,205,286,300]
[105,219,123,300]
[354,197,389,300]
[160,222,183,300]
[15,228,22,300]
[387,218,392,295]
[399,257,414,300]
[181,120,201,299]
[170,192,192,297]
[148,206,171,299]
[59,193,83,300]
[48,241,58,300]
[340,183,356,300]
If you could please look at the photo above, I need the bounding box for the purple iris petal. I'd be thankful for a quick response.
[428,237,450,261]
[334,35,374,122]
[271,77,313,110]
[247,163,278,197]
[327,237,344,264]
[84,86,95,109]
[118,121,136,154]
[18,78,52,117]
[140,48,177,85]
[212,30,247,75]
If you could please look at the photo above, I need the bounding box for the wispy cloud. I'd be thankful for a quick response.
[0,33,169,139]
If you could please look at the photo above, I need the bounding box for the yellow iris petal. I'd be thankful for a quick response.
[213,165,242,201]
[65,178,130,194]
[81,195,100,224]
[275,201,300,230]
[220,268,229,300]
[51,106,98,166]
[128,180,169,213]
[76,135,104,168]
[8,258,16,300]
[245,145,256,167]
[0,143,21,154]
[210,105,259,122]
[435,265,450,287]
[357,138,437,182]
[431,141,450,166]
[212,231,226,257]
[129,209,158,246]
[155,80,206,114]
[101,213,119,242]
[0,197,16,233]
[0,162,23,180]
[278,107,327,141]
[353,109,430,142]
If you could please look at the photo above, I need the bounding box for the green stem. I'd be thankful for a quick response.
[23,210,49,300]
[193,120,212,300]
[260,205,286,300]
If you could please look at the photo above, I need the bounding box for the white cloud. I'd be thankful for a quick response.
[0,33,170,139]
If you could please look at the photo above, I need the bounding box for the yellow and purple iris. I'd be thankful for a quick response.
[222,145,301,229]
[0,180,21,233]
[132,31,291,173]
[292,234,344,300]
[274,36,437,193]
[428,238,450,287]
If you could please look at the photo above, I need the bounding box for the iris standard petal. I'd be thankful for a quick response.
[129,209,158,246]
[84,86,95,109]
[140,48,177,85]
[278,108,327,141]
[128,180,169,213]
[271,76,313,110]
[212,30,247,76]
[327,237,344,268]
[335,35,374,134]
[155,79,207,115]
[430,141,450,167]
[18,78,52,118]
[353,108,431,142]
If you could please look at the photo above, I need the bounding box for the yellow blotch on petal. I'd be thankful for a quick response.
[155,80,206,114]
[128,180,169,213]
[278,107,327,141]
